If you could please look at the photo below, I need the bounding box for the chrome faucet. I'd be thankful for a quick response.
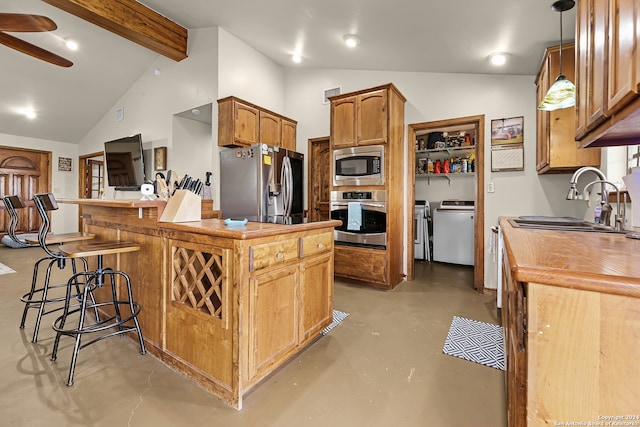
[566,166,607,201]
[566,166,626,231]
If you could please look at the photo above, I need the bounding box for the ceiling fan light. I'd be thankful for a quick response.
[65,39,78,51]
[538,75,576,111]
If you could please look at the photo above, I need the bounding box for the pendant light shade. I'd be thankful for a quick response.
[538,0,576,111]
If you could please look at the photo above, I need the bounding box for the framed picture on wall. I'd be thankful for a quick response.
[154,146,167,171]
[491,116,524,172]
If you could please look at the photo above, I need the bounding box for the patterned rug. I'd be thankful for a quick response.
[321,310,349,335]
[442,316,505,370]
[0,262,16,275]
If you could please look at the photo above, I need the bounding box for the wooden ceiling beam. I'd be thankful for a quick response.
[42,0,188,61]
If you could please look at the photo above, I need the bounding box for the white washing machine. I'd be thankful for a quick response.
[414,201,431,261]
[432,200,474,266]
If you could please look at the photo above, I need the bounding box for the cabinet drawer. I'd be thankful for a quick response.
[300,232,332,258]
[249,238,299,272]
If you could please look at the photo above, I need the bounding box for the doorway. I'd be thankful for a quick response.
[0,146,51,235]
[406,115,485,293]
[307,137,331,222]
[77,151,104,230]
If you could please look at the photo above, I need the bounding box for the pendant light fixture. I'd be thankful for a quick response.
[538,0,576,111]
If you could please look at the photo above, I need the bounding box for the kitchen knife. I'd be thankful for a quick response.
[203,172,212,200]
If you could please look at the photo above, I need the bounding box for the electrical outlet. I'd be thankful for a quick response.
[488,182,495,193]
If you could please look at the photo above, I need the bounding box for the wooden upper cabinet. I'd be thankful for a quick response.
[259,111,281,147]
[281,118,297,151]
[357,90,388,146]
[218,97,297,149]
[536,43,601,173]
[575,0,640,147]
[330,88,388,148]
[330,96,357,148]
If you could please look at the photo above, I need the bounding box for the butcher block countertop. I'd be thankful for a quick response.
[500,217,640,298]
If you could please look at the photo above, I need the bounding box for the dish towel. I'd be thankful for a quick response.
[347,202,362,231]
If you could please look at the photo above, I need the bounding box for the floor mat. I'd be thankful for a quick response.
[0,262,16,275]
[321,310,349,335]
[442,316,505,370]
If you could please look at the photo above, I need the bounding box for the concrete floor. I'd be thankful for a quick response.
[0,246,506,426]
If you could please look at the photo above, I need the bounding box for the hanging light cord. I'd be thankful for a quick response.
[558,9,564,75]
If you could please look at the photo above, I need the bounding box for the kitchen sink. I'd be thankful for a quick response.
[509,216,628,234]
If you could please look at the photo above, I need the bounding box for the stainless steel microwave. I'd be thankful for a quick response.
[333,145,384,186]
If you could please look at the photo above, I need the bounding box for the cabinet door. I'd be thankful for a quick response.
[281,118,297,151]
[299,252,333,344]
[331,96,357,148]
[576,0,607,139]
[259,111,282,147]
[536,56,550,172]
[357,90,388,145]
[248,264,299,380]
[234,101,260,146]
[606,0,638,114]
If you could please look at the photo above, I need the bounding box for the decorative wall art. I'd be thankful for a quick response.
[154,146,167,171]
[58,157,72,172]
[491,116,524,172]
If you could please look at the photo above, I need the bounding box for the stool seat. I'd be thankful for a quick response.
[25,232,96,245]
[58,240,140,258]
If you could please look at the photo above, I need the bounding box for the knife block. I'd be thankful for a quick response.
[159,190,201,222]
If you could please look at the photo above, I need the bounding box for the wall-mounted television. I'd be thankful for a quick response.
[104,133,145,190]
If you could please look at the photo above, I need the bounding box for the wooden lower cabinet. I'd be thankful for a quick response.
[248,264,299,381]
[334,244,387,288]
[502,239,640,426]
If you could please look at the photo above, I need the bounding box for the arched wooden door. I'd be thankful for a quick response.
[0,146,51,235]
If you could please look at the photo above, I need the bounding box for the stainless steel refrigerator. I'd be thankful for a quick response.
[220,143,304,224]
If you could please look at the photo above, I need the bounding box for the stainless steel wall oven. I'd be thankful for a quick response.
[330,190,386,248]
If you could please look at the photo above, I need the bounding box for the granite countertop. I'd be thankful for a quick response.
[500,217,640,298]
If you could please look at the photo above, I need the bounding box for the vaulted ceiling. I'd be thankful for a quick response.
[0,0,574,143]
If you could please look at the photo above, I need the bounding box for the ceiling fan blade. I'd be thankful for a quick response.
[0,32,72,67]
[0,13,57,32]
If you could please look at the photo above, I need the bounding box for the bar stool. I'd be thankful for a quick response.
[12,193,96,342]
[51,234,146,386]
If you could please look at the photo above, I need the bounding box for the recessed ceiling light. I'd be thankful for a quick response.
[292,53,302,63]
[343,34,360,48]
[23,110,37,120]
[65,39,78,51]
[489,53,508,66]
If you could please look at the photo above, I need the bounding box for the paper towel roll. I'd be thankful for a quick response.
[622,171,640,227]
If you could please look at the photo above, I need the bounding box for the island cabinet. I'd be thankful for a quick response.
[60,198,338,410]
[218,96,297,151]
[575,0,640,147]
[535,43,601,173]
[500,218,640,426]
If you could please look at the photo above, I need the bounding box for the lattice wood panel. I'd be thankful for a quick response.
[172,246,224,319]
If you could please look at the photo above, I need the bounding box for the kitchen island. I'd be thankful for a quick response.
[60,198,340,409]
[500,218,640,426]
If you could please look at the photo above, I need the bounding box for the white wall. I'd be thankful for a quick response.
[77,27,219,200]
[0,134,79,233]
[283,68,592,290]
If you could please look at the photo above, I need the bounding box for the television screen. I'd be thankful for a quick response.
[104,134,145,190]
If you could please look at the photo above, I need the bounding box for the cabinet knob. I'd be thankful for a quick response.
[276,252,284,259]
[317,243,324,248]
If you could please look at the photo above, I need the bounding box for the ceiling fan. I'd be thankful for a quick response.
[0,13,72,67]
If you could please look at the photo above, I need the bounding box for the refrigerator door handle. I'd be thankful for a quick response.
[281,156,292,217]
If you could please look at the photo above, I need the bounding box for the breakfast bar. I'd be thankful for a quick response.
[61,198,340,409]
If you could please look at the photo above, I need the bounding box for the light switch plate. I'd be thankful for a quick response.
[488,182,495,193]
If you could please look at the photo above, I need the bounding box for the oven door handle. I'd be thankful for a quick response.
[331,202,386,210]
